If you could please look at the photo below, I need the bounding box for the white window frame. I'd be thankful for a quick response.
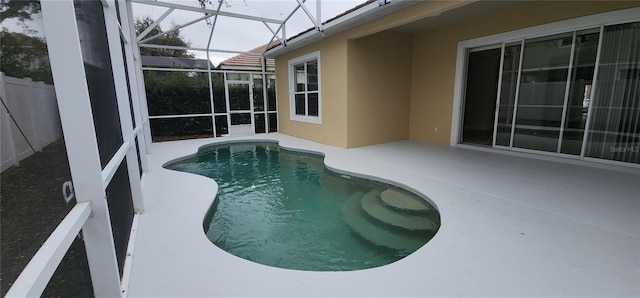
[451,7,640,147]
[288,51,321,124]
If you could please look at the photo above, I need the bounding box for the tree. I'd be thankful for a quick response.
[135,16,194,58]
[0,29,52,83]
[0,0,41,23]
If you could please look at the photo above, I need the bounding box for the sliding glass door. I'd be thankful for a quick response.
[562,28,600,155]
[462,20,639,165]
[513,32,573,152]
[585,22,640,164]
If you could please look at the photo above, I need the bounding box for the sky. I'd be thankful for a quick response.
[131,0,366,65]
[1,0,365,66]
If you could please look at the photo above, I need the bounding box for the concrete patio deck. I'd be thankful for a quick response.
[126,133,639,297]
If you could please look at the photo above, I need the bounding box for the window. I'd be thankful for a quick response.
[288,51,321,124]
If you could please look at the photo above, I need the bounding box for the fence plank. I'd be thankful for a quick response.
[0,74,62,173]
[0,72,18,171]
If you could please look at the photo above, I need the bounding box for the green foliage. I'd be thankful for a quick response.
[0,29,52,83]
[144,70,213,138]
[0,0,41,23]
[135,16,194,58]
[144,70,210,116]
[144,69,277,139]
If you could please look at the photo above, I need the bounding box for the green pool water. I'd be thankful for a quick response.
[165,142,440,271]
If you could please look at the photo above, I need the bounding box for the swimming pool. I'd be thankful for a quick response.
[166,142,440,271]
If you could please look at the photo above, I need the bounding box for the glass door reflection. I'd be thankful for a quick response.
[512,33,573,152]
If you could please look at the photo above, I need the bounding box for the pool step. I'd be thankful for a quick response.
[380,189,430,213]
[342,191,425,252]
[360,192,436,231]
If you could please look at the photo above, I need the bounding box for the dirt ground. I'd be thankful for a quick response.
[1,140,94,297]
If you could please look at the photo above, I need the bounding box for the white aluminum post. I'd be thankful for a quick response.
[103,0,144,213]
[296,0,320,31]
[206,0,224,138]
[119,0,150,172]
[317,0,322,31]
[40,1,122,297]
[262,57,268,132]
[126,0,153,152]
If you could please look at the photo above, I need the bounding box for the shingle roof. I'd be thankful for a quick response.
[218,42,278,70]
[141,56,215,69]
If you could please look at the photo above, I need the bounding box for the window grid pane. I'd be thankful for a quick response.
[290,54,320,122]
[295,93,306,115]
[295,64,305,92]
[308,92,319,116]
[307,60,318,91]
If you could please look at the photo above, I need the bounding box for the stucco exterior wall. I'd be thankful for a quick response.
[409,1,640,145]
[346,30,412,148]
[275,36,349,147]
[274,0,638,148]
[274,1,468,148]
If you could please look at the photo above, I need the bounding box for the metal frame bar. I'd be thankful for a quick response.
[225,79,255,135]
[136,7,175,41]
[260,0,309,55]
[40,1,122,296]
[119,213,140,296]
[265,0,408,56]
[103,0,145,213]
[131,0,283,24]
[262,21,284,46]
[296,0,320,31]
[142,67,269,74]
[580,25,605,159]
[149,113,213,119]
[5,202,92,297]
[101,142,130,186]
[557,31,578,153]
[317,0,322,31]
[138,44,262,56]
[118,22,129,44]
[207,1,224,138]
[491,43,506,147]
[508,39,525,149]
[126,0,154,154]
[139,14,212,44]
[121,0,149,172]
[278,0,307,42]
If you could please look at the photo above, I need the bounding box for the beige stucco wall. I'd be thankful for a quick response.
[409,1,640,145]
[274,1,469,148]
[346,30,412,148]
[274,0,638,148]
[275,35,349,147]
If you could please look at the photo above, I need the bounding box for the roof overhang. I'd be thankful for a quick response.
[264,0,420,58]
